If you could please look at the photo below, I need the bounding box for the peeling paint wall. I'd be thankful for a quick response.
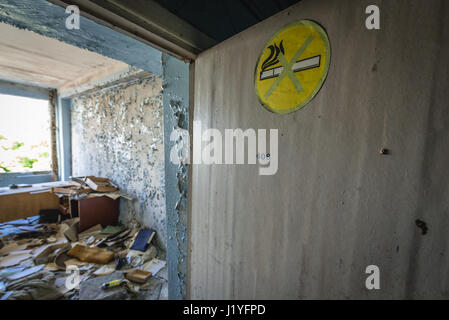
[71,75,167,250]
[162,54,190,300]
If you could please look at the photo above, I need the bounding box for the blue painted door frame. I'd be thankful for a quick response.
[162,54,190,300]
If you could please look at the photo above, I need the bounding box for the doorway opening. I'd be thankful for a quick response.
[0,0,189,300]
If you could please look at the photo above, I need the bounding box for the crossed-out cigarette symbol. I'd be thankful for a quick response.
[261,35,320,99]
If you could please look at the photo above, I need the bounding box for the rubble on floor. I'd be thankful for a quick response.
[0,215,167,300]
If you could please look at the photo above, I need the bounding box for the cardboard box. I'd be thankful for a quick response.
[63,218,80,242]
[84,177,118,192]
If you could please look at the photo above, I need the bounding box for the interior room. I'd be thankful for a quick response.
[0,14,169,300]
[1,0,449,305]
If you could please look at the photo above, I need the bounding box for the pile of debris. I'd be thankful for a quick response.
[50,176,133,202]
[0,179,167,300]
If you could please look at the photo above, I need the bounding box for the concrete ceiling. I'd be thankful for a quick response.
[0,22,128,90]
[44,0,300,60]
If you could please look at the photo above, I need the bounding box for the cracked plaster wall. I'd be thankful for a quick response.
[71,75,167,251]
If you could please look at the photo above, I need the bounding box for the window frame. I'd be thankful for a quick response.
[0,81,54,187]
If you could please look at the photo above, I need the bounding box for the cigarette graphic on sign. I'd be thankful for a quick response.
[260,55,321,81]
[254,20,331,114]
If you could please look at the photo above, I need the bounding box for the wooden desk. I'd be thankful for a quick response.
[0,181,71,223]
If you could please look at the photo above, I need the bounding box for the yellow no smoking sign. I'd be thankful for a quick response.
[254,20,331,114]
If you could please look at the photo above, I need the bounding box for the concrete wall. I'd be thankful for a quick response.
[71,75,167,250]
[190,0,449,299]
